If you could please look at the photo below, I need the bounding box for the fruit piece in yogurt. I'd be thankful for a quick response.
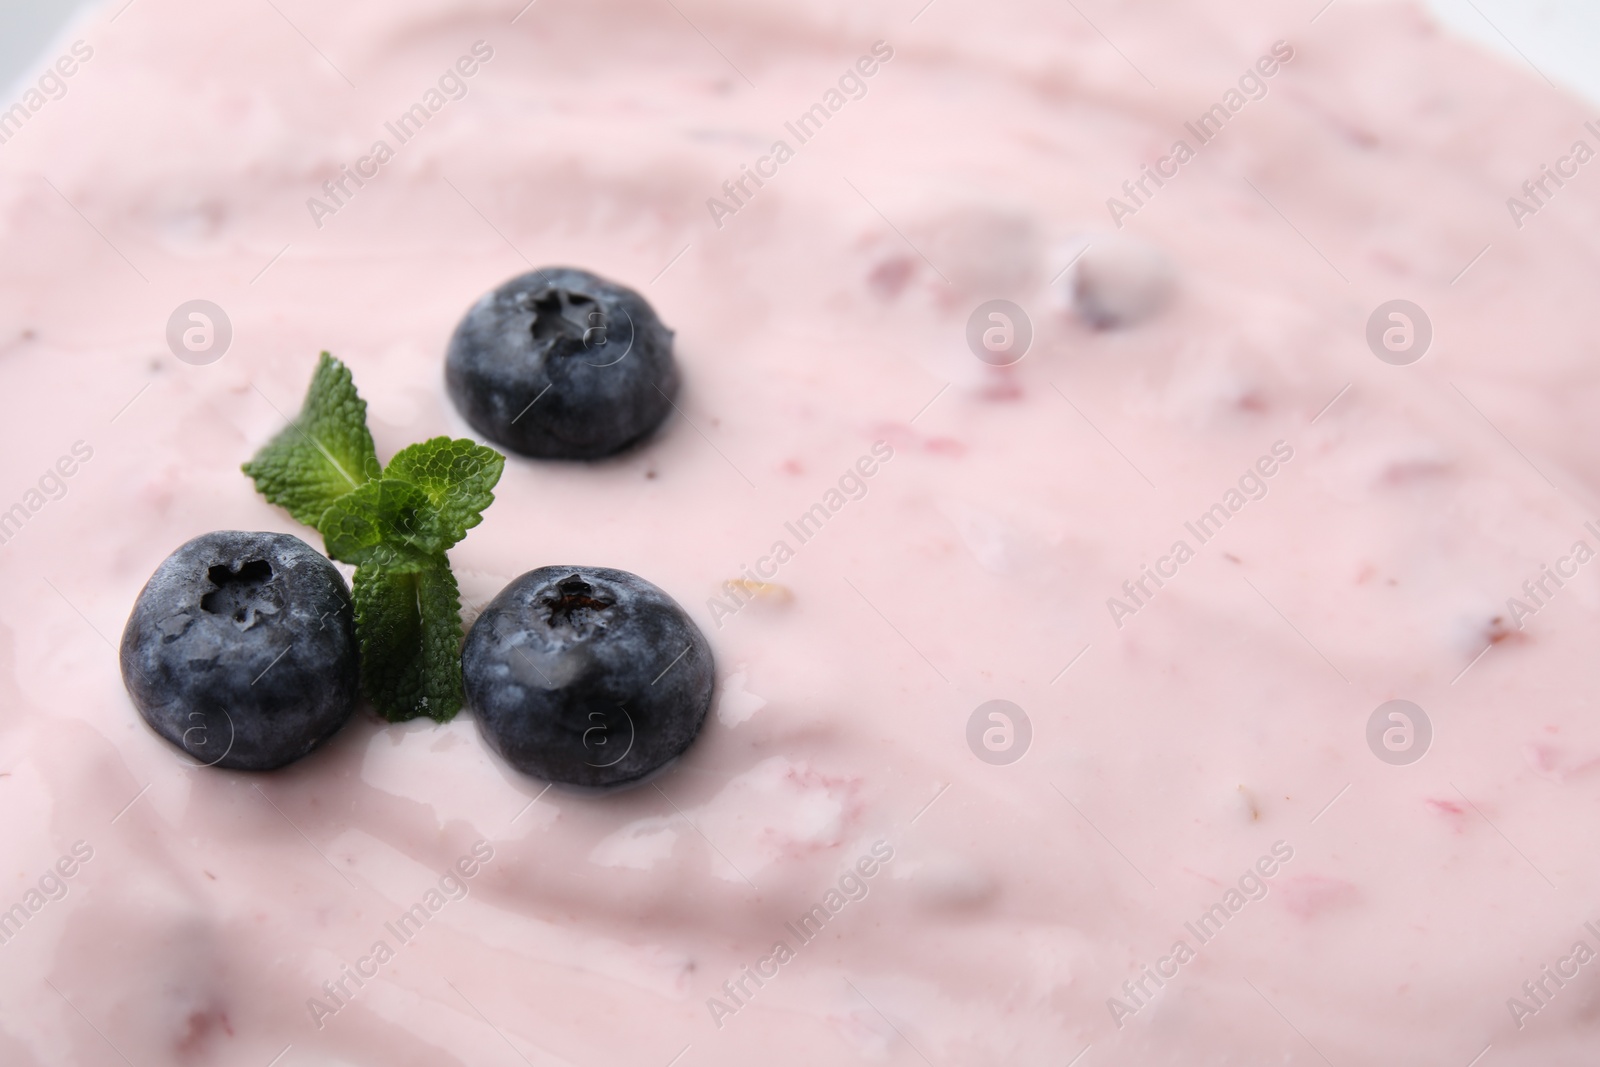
[119,531,359,770]
[445,267,679,460]
[1067,234,1175,328]
[462,566,713,789]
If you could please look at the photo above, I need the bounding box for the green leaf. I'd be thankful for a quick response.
[241,356,498,724]
[320,477,443,569]
[352,559,464,723]
[383,437,505,550]
[242,353,380,526]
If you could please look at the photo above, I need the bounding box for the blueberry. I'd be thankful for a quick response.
[445,267,679,460]
[463,566,714,788]
[119,531,359,771]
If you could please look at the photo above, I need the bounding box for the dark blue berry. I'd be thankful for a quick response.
[463,566,714,788]
[445,267,679,460]
[120,531,359,771]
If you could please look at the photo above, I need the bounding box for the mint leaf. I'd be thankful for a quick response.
[242,354,505,725]
[352,559,464,723]
[383,437,505,550]
[242,353,379,526]
[321,478,442,570]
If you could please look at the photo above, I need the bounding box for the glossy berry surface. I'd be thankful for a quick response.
[120,531,359,771]
[445,267,679,460]
[463,566,714,789]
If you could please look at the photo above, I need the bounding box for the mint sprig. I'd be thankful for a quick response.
[241,354,381,526]
[244,353,504,722]
[351,559,465,724]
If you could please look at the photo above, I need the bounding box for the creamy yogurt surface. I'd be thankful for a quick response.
[2,0,1600,1064]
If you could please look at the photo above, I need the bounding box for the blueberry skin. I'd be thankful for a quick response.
[119,531,359,771]
[445,267,680,460]
[464,566,714,789]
